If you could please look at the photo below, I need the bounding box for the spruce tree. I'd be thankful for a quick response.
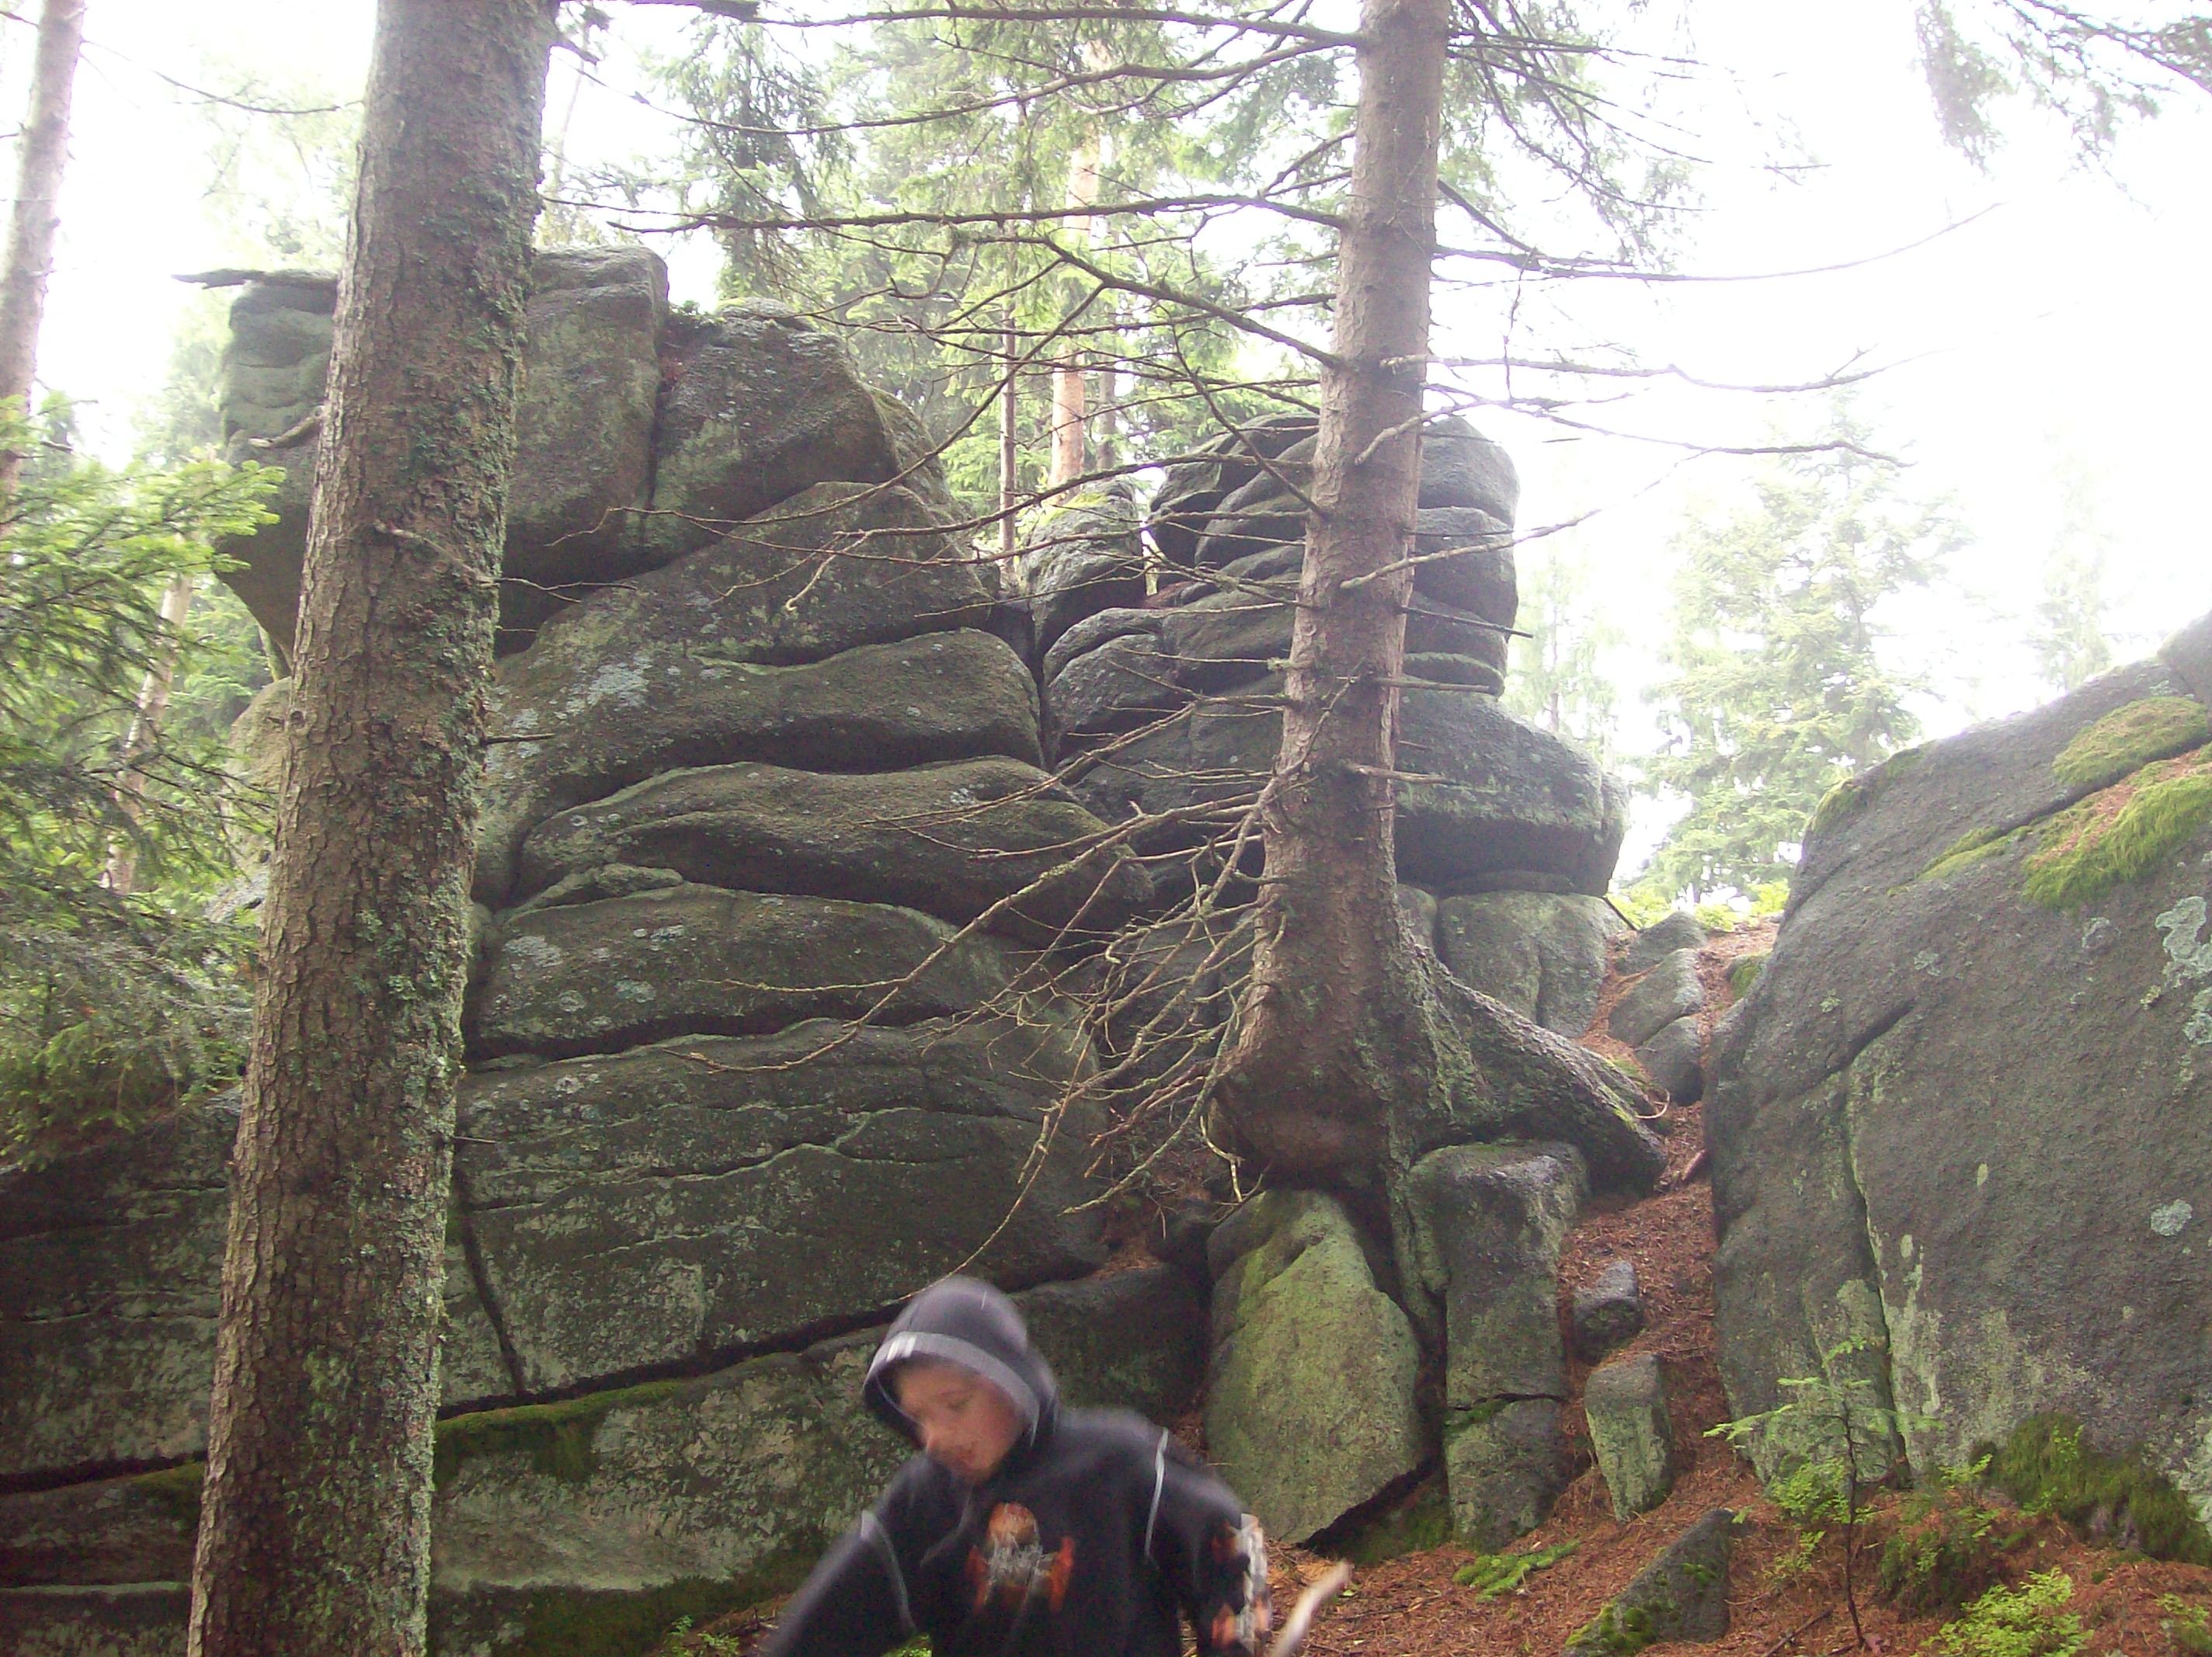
[1643,404,1959,901]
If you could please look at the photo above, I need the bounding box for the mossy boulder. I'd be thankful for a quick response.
[1566,1507,1739,1653]
[468,884,1017,1061]
[454,1015,1105,1393]
[1070,684,1626,894]
[1443,1398,1569,1551]
[1584,1353,1677,1520]
[513,756,1146,942]
[635,300,904,570]
[1435,891,1623,1036]
[1204,1192,1424,1543]
[475,627,1039,905]
[1709,625,2212,1511]
[1607,947,1702,1048]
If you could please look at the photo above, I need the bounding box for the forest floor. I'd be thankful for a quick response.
[680,918,2212,1656]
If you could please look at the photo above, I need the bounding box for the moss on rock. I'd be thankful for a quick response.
[1807,745,1929,840]
[2050,696,2211,793]
[2021,747,2212,911]
[433,1377,694,1487]
[1984,1414,2212,1565]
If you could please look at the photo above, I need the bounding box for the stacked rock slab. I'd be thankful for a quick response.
[1031,416,1630,1035]
[1403,1145,1586,1547]
[1709,612,2212,1516]
[0,254,1202,1657]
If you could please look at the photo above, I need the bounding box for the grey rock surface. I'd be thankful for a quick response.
[1571,1258,1646,1362]
[1710,643,2212,1502]
[1073,685,1626,894]
[1436,891,1623,1036]
[1566,1508,1740,1652]
[456,1016,1104,1392]
[468,885,1014,1061]
[514,756,1146,940]
[1636,1016,1704,1103]
[1585,1353,1677,1519]
[1019,489,1147,657]
[637,300,903,568]
[1608,947,1702,1049]
[1445,1399,1570,1551]
[1622,908,1706,974]
[1402,1144,1584,1404]
[1205,1191,1424,1543]
[475,627,1038,905]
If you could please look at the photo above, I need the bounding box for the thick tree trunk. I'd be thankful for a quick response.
[0,0,86,490]
[1212,0,1450,1175]
[185,6,555,1655]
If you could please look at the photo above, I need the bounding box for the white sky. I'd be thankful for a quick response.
[12,0,2208,870]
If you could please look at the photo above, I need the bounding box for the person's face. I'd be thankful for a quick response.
[893,1360,1025,1484]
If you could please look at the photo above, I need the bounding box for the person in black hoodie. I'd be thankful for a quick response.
[759,1276,1273,1657]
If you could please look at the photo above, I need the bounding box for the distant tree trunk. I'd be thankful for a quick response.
[0,0,87,491]
[1046,126,1099,488]
[102,573,195,896]
[1212,0,1449,1174]
[185,5,555,1655]
[1001,311,1020,560]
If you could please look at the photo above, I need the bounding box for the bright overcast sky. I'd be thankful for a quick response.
[13,0,2208,860]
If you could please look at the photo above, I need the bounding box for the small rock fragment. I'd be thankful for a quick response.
[1635,1015,1704,1103]
[1622,910,1706,975]
[1584,1353,1676,1520]
[1608,947,1702,1048]
[1571,1258,1646,1361]
[1565,1506,1741,1653]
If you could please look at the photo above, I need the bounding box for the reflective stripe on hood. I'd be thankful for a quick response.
[863,1276,1059,1453]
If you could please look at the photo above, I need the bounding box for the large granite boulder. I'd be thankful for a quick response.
[475,627,1038,905]
[1017,487,1147,660]
[1068,681,1626,894]
[1402,1145,1584,1544]
[1710,621,2212,1506]
[1205,1191,1424,1543]
[1435,891,1623,1036]
[456,1016,1106,1391]
[513,756,1146,940]
[468,885,1017,1061]
[212,259,938,658]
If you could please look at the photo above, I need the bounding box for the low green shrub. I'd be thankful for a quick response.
[1933,1570,2085,1657]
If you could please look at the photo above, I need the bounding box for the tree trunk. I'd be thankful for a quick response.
[185,6,555,1655]
[0,0,86,491]
[1046,109,1102,487]
[1211,0,1450,1175]
[1000,311,1020,560]
[102,573,195,896]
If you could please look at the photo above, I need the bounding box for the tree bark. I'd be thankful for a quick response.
[1212,0,1450,1175]
[0,0,86,491]
[185,6,555,1655]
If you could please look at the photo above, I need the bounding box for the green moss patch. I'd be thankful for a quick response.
[1456,1539,1577,1596]
[1919,824,2026,885]
[1807,745,1928,840]
[130,1461,206,1530]
[1337,1478,1454,1565]
[2021,747,2212,911]
[2050,696,2211,793]
[1727,953,1769,1000]
[1984,1415,2212,1565]
[434,1377,695,1487]
[1567,1600,1663,1656]
[499,1575,796,1657]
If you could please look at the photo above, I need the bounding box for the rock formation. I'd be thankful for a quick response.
[0,252,1174,1653]
[0,256,1651,1649]
[1710,613,2212,1523]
